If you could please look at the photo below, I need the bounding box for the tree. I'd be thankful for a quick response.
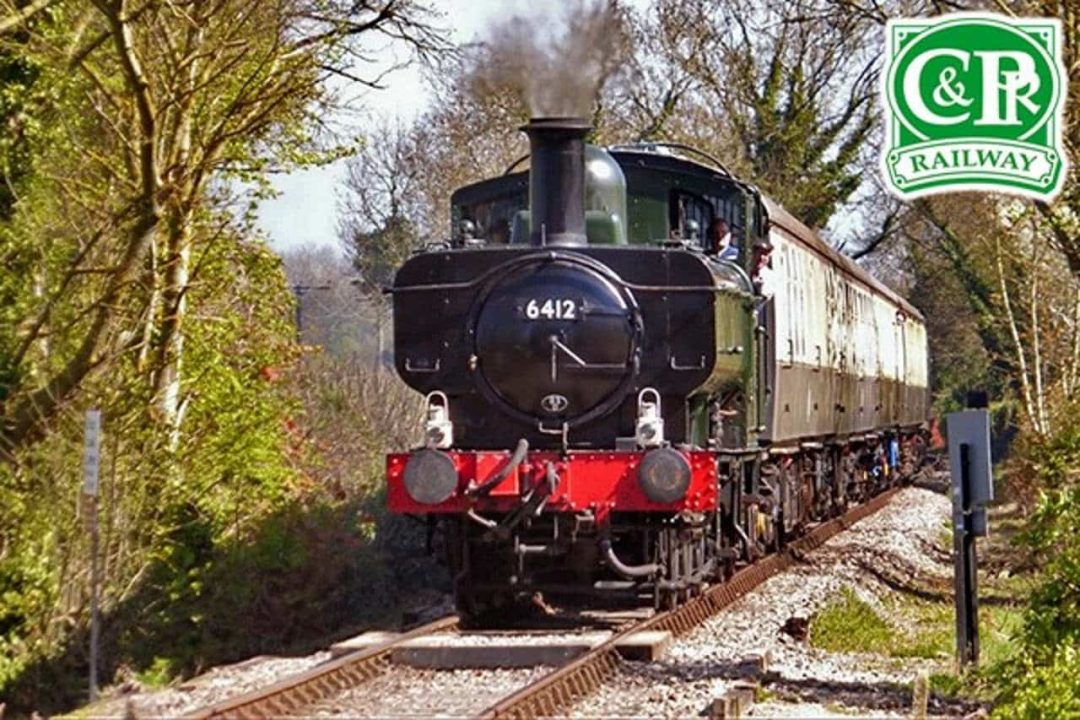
[0,0,452,708]
[0,0,450,457]
[280,245,373,354]
[600,0,884,229]
[899,191,1080,436]
[341,120,428,289]
[993,0,1080,280]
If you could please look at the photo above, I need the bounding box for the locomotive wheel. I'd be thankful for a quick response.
[653,525,708,611]
[455,591,525,628]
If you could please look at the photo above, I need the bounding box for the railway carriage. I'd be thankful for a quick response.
[385,117,928,620]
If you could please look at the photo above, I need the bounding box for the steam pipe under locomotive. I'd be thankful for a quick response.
[386,117,930,620]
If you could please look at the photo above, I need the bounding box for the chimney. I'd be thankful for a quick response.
[521,117,590,247]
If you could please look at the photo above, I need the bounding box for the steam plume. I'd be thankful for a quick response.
[468,0,625,118]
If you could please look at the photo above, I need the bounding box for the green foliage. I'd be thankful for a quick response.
[0,434,82,694]
[136,657,176,689]
[810,586,1015,666]
[929,672,964,698]
[0,45,43,221]
[1019,529,1080,656]
[0,42,47,403]
[981,606,1025,671]
[992,645,1080,720]
[348,216,421,290]
[176,238,302,523]
[691,2,878,229]
[0,259,436,715]
[0,0,451,713]
[988,418,1080,714]
[114,499,403,678]
[0,238,302,710]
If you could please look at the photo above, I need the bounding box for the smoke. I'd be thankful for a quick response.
[468,0,626,118]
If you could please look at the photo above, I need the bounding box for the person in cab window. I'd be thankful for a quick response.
[752,239,776,298]
[707,218,738,261]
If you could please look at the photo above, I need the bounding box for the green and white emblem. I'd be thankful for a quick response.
[883,12,1067,200]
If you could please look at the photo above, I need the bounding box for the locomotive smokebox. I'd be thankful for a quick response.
[522,117,590,247]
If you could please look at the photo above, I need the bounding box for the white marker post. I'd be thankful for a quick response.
[83,410,101,702]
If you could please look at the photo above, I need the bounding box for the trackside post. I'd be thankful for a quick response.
[83,409,101,701]
[947,399,993,669]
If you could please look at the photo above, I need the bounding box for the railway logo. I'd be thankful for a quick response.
[883,13,1066,200]
[540,394,570,414]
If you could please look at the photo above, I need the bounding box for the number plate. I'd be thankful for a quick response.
[521,298,580,321]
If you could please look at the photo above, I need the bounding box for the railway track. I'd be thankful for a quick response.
[476,487,899,720]
[183,616,460,719]
[182,487,898,719]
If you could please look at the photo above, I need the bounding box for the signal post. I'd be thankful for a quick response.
[946,397,993,669]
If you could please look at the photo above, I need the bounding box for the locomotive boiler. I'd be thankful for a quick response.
[386,117,929,620]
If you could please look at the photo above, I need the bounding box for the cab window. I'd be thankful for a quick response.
[453,191,526,245]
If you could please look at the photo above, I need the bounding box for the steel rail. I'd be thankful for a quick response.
[475,487,901,720]
[182,615,460,720]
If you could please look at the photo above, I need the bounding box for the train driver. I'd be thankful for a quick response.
[707,218,738,262]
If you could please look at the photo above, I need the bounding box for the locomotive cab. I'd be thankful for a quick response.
[450,145,757,256]
[450,144,631,247]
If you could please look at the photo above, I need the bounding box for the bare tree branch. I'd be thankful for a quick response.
[0,0,55,36]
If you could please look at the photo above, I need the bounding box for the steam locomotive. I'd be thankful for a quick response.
[386,117,929,620]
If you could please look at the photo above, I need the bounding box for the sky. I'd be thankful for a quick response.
[259,0,649,254]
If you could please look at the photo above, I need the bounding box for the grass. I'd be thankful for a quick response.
[810,586,1020,663]
[135,656,177,688]
[809,587,950,659]
[929,672,964,696]
[936,500,1028,694]
[889,597,953,659]
[810,587,893,653]
[979,605,1025,668]
[809,582,1023,706]
[936,521,953,553]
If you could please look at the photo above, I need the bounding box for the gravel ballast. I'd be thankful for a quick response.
[297,666,552,717]
[569,485,958,718]
[86,651,333,718]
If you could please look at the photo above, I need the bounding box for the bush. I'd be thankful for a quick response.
[991,417,1080,715]
[992,645,1080,719]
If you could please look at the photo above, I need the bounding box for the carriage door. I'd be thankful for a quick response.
[756,230,782,443]
[896,313,907,423]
